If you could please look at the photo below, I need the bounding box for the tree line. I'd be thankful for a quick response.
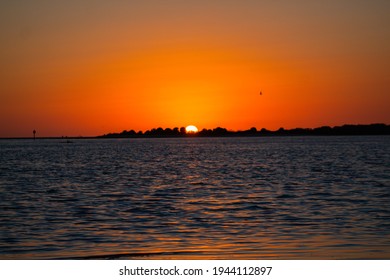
[98,123,390,138]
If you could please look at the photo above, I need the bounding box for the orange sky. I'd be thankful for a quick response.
[1,1,389,137]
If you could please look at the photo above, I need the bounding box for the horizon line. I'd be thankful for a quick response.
[1,123,389,139]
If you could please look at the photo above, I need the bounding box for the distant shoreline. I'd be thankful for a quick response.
[1,123,389,140]
[98,123,390,138]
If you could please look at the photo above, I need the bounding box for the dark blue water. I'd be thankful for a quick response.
[1,136,390,259]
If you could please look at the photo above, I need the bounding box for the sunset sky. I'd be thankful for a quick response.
[1,0,389,137]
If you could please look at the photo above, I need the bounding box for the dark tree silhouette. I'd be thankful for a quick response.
[98,124,390,138]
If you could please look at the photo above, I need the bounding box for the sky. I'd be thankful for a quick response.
[1,0,389,137]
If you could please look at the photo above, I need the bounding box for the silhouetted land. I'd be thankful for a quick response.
[98,123,390,138]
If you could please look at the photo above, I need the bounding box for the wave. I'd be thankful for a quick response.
[54,250,203,260]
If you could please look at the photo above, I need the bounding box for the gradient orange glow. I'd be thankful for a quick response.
[1,1,389,137]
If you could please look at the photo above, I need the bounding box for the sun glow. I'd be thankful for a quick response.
[185,125,199,134]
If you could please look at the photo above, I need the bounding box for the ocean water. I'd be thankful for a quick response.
[0,136,389,259]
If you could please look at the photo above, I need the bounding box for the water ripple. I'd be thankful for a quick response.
[1,136,390,259]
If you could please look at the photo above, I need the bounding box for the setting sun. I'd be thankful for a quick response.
[185,125,199,134]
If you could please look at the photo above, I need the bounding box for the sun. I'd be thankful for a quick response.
[185,125,199,134]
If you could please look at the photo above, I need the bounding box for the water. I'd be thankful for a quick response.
[1,136,390,259]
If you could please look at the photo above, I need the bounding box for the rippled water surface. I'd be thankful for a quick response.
[1,136,390,259]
